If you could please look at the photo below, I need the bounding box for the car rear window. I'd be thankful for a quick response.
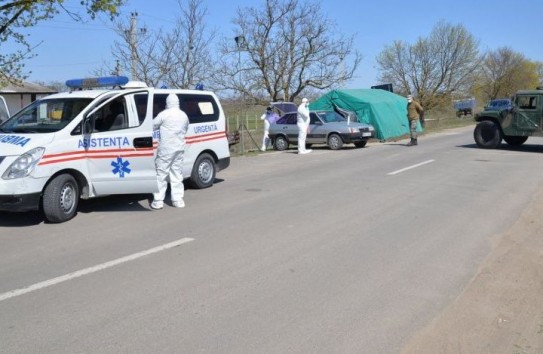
[277,113,297,124]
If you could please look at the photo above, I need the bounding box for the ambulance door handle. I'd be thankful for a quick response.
[134,137,153,148]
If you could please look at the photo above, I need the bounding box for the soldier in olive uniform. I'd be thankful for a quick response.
[406,94,424,146]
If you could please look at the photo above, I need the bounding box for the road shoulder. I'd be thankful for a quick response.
[403,182,543,353]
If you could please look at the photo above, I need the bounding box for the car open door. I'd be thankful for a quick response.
[334,105,358,123]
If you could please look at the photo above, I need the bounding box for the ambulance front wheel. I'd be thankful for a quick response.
[42,174,79,223]
[190,153,216,189]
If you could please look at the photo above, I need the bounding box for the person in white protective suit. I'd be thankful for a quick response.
[297,98,312,154]
[150,94,190,209]
[260,106,280,151]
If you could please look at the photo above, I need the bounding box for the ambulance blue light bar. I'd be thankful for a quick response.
[65,76,129,89]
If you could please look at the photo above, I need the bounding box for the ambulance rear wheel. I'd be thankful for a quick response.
[190,153,216,189]
[42,174,79,223]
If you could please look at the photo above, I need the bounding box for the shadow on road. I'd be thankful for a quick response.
[458,143,543,154]
[77,194,152,213]
[0,178,228,227]
[0,194,152,227]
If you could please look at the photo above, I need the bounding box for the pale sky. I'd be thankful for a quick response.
[12,0,543,89]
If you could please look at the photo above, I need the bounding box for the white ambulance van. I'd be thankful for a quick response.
[0,76,230,223]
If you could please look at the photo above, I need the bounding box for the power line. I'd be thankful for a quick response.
[28,61,102,68]
[32,25,111,31]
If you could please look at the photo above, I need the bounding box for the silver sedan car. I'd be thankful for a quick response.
[268,102,375,150]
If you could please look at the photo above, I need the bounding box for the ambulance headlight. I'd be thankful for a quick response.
[2,147,46,179]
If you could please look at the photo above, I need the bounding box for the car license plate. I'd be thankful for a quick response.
[362,132,371,137]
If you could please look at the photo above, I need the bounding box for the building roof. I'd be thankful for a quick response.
[0,81,57,94]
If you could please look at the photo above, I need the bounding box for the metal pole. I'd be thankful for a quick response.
[235,35,246,155]
[129,12,138,80]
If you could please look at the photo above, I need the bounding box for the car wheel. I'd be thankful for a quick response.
[274,135,289,151]
[328,133,343,150]
[474,121,502,149]
[354,141,367,148]
[503,135,528,146]
[190,153,216,189]
[42,174,79,223]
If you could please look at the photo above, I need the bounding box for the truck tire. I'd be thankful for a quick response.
[503,135,528,146]
[474,121,502,149]
[190,153,216,189]
[42,174,79,223]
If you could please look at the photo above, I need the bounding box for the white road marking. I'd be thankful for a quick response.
[0,238,194,303]
[387,159,435,175]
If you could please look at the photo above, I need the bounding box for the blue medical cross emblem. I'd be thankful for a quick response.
[111,157,131,178]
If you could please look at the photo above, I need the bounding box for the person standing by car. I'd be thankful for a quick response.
[297,98,312,154]
[260,106,279,151]
[151,93,190,209]
[406,94,424,146]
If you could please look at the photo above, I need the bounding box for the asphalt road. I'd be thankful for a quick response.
[2,126,543,353]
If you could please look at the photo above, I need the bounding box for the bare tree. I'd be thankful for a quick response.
[213,0,362,103]
[376,21,481,110]
[476,47,540,100]
[35,80,66,92]
[105,0,215,89]
[106,19,169,87]
[0,0,124,85]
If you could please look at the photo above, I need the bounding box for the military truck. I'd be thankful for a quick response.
[453,98,475,118]
[473,89,543,148]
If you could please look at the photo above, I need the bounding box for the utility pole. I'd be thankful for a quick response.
[339,55,345,88]
[235,35,246,155]
[111,60,121,76]
[126,12,146,80]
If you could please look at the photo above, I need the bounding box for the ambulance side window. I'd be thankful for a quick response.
[179,94,219,124]
[134,93,148,124]
[153,94,167,117]
[94,98,128,132]
[152,93,219,124]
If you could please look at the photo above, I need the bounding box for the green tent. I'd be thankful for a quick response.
[309,89,422,140]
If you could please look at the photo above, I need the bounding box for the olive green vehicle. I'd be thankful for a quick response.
[474,89,543,148]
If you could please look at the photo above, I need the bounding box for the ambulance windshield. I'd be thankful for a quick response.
[0,97,92,133]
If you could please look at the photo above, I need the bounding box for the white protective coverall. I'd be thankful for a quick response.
[152,94,189,208]
[260,108,272,151]
[297,98,311,154]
